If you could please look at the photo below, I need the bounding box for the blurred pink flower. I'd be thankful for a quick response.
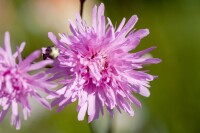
[48,3,161,122]
[0,32,56,129]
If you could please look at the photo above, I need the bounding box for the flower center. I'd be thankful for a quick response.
[1,68,26,99]
[78,53,107,85]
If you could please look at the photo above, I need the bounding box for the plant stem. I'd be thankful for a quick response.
[80,0,86,18]
[88,122,95,133]
[107,116,113,133]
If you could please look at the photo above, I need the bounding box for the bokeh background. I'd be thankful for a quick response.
[0,0,200,133]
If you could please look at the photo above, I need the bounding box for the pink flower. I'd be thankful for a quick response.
[0,32,56,129]
[48,3,161,122]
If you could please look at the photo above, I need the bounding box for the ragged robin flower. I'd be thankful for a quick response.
[0,32,56,129]
[48,3,161,122]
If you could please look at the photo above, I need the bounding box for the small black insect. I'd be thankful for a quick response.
[42,46,60,60]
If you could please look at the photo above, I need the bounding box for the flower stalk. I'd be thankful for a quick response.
[80,0,86,17]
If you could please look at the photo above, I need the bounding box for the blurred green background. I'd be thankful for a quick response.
[0,0,200,133]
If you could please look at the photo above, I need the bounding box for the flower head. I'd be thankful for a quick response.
[48,3,161,122]
[0,32,56,129]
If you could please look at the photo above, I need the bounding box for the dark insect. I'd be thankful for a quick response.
[42,46,59,60]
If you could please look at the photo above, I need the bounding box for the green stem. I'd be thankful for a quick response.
[107,116,113,133]
[88,122,95,133]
